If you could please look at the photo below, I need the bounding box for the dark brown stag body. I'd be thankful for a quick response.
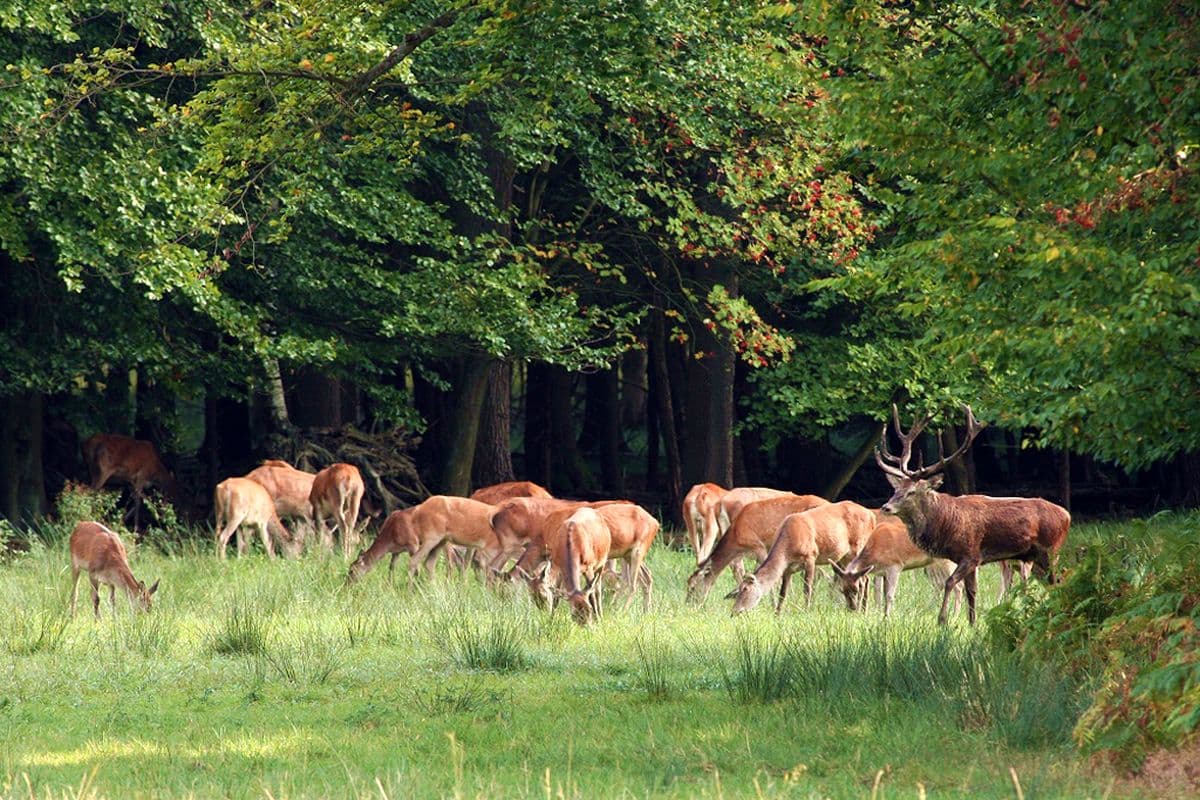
[876,405,1070,626]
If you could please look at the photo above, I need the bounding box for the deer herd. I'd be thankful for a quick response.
[69,407,1070,626]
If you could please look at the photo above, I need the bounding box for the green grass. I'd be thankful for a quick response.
[0,516,1157,799]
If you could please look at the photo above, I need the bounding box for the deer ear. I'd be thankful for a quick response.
[829,562,846,577]
[537,561,552,580]
[927,475,944,490]
[860,564,875,577]
[884,472,903,488]
[148,579,160,595]
[723,587,740,600]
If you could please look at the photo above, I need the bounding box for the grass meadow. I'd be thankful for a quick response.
[0,518,1145,799]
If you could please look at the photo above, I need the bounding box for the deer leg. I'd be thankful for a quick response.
[731,558,747,581]
[108,584,117,615]
[216,515,243,561]
[258,522,276,559]
[883,567,901,618]
[69,567,81,618]
[939,559,977,625]
[689,542,742,602]
[804,559,817,608]
[964,568,978,626]
[639,563,653,612]
[90,578,101,619]
[775,568,794,615]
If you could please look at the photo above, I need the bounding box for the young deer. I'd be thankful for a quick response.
[829,512,960,617]
[876,405,1071,625]
[214,477,297,559]
[243,459,316,529]
[469,480,552,505]
[309,463,366,558]
[683,483,728,565]
[726,501,876,615]
[532,507,612,625]
[81,433,178,528]
[685,494,828,602]
[716,487,796,540]
[69,521,159,618]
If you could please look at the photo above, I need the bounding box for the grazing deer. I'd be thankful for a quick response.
[346,506,421,583]
[214,477,298,560]
[532,507,613,625]
[469,480,552,505]
[726,501,876,615]
[350,495,500,580]
[717,487,796,538]
[876,405,1071,625]
[69,521,159,618]
[683,483,728,564]
[829,513,961,617]
[685,494,828,602]
[80,433,178,528]
[244,460,316,530]
[592,502,658,611]
[309,463,366,558]
[494,498,633,578]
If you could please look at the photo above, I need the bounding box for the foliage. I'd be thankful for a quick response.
[991,512,1200,766]
[801,0,1200,467]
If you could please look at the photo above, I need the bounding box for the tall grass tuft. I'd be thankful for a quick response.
[113,610,177,658]
[632,634,676,701]
[720,628,797,704]
[4,610,69,656]
[258,629,346,685]
[208,597,271,656]
[449,613,533,672]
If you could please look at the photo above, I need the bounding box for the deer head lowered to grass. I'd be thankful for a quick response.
[875,404,1071,625]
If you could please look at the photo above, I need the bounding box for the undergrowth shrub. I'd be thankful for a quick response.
[52,482,127,543]
[990,513,1200,766]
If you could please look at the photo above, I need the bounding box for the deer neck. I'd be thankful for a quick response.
[114,563,143,600]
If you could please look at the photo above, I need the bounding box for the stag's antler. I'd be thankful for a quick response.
[875,405,985,480]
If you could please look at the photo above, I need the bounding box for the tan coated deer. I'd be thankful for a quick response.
[309,463,366,558]
[81,433,178,528]
[829,512,960,617]
[533,507,613,625]
[470,480,552,505]
[876,405,1071,625]
[685,494,828,602]
[214,477,298,560]
[717,487,796,538]
[350,495,501,580]
[244,459,316,531]
[495,497,632,579]
[683,483,728,564]
[69,521,159,618]
[726,501,876,614]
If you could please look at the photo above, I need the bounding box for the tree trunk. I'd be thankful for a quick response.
[472,359,515,489]
[621,348,648,429]
[578,367,622,492]
[1058,450,1071,511]
[702,269,737,488]
[0,392,47,522]
[438,355,493,496]
[823,423,885,500]
[524,362,553,487]
[648,305,683,523]
[288,368,343,429]
[549,366,591,492]
[940,427,973,495]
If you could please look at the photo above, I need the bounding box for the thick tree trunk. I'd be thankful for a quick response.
[472,359,515,488]
[438,355,493,496]
[940,427,974,495]
[288,368,343,429]
[549,366,591,492]
[648,305,683,523]
[620,348,648,429]
[578,367,622,492]
[702,270,738,488]
[823,423,885,500]
[1058,450,1071,511]
[0,392,47,522]
[524,362,553,487]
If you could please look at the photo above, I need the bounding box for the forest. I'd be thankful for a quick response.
[1,2,1199,798]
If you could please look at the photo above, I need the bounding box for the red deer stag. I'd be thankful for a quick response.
[686,494,828,602]
[214,477,298,560]
[81,433,178,528]
[876,405,1071,625]
[309,463,366,558]
[69,521,159,618]
[726,501,876,614]
[470,480,552,505]
[244,460,316,532]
